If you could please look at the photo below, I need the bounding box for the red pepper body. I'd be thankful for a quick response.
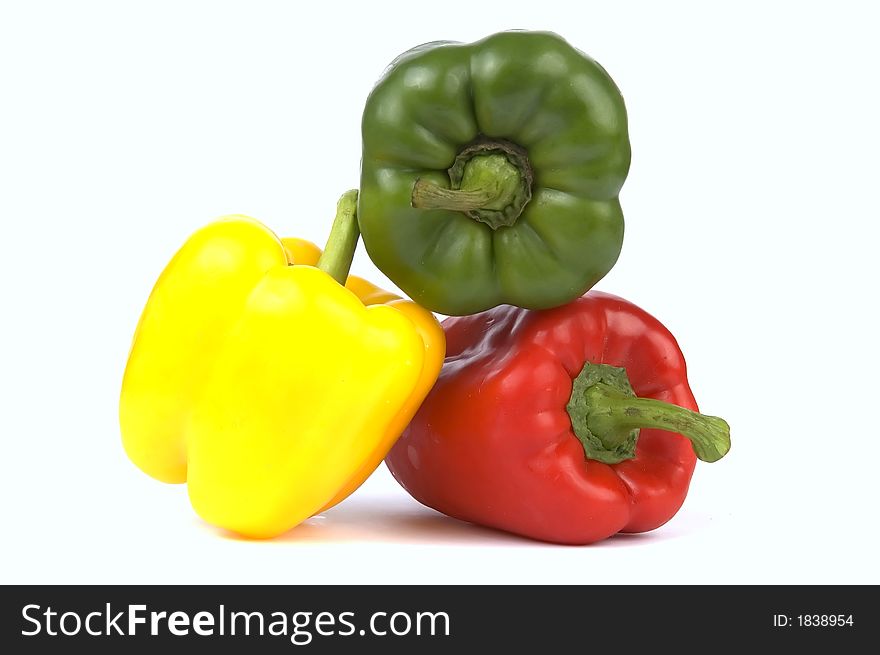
[386,291,702,544]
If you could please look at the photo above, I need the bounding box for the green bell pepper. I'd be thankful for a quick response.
[358,31,631,316]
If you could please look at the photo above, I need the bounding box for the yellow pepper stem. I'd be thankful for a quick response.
[316,190,360,284]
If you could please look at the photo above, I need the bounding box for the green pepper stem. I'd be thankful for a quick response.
[316,189,360,285]
[584,383,731,463]
[410,139,533,230]
[411,179,497,212]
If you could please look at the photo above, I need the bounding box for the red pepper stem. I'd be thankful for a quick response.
[316,189,360,285]
[566,362,730,464]
[584,383,731,463]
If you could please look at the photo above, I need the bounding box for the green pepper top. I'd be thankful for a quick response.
[358,31,631,316]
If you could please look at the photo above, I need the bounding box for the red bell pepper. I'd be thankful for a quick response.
[385,291,730,544]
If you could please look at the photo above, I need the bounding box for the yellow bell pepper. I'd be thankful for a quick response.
[119,191,444,538]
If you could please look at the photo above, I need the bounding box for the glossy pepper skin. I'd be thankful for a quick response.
[386,292,730,544]
[359,31,630,315]
[120,192,444,538]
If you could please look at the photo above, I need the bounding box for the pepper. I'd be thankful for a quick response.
[358,31,631,315]
[119,191,444,538]
[385,291,730,544]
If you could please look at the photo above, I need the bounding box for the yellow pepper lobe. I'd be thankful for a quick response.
[185,266,426,538]
[317,297,444,513]
[120,218,288,483]
[120,217,445,538]
[281,237,321,267]
[280,239,445,513]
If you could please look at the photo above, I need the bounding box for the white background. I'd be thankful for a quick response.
[2,1,878,584]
